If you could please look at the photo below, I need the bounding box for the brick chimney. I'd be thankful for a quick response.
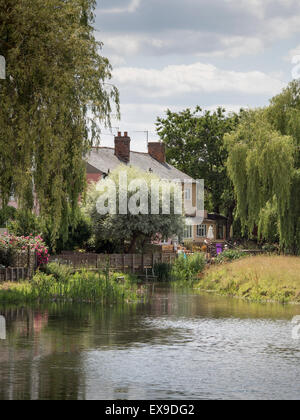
[114,132,131,162]
[148,142,166,163]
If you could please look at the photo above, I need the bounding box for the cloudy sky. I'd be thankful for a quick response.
[95,0,300,151]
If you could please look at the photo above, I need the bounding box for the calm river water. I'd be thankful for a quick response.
[1,284,300,400]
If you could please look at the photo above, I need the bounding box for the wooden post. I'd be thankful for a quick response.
[132,254,135,274]
[27,245,31,277]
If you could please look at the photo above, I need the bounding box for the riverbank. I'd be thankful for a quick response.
[0,263,143,304]
[197,256,300,304]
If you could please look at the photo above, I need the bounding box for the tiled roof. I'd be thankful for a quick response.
[86,147,194,182]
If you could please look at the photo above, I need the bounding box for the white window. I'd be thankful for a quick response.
[184,188,191,201]
[184,225,193,239]
[197,224,207,238]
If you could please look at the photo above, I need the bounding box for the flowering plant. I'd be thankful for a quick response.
[0,233,49,267]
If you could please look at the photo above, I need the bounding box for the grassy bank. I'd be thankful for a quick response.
[0,263,144,305]
[197,256,300,304]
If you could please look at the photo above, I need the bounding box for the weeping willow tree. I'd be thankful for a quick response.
[0,0,119,247]
[225,108,298,253]
[267,80,300,253]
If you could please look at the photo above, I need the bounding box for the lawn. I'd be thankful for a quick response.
[197,255,300,304]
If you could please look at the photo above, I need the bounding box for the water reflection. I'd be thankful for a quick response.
[1,285,300,400]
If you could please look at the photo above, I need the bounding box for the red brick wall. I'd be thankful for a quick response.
[148,142,166,163]
[115,132,131,162]
[87,173,102,184]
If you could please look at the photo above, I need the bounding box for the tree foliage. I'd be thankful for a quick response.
[156,107,240,233]
[0,205,16,227]
[267,80,300,252]
[225,107,297,253]
[84,166,185,253]
[0,0,119,247]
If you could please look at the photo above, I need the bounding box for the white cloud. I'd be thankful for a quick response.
[101,32,265,59]
[101,34,141,56]
[97,0,300,59]
[98,0,141,15]
[287,44,300,60]
[264,14,300,41]
[113,62,285,98]
[107,55,126,67]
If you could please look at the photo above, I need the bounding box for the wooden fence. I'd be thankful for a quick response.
[0,267,31,283]
[49,252,177,274]
[0,247,37,283]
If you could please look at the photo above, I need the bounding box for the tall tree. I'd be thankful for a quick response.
[267,80,300,253]
[225,108,297,253]
[0,0,119,247]
[156,107,239,236]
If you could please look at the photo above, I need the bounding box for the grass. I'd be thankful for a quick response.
[0,263,146,305]
[197,255,300,304]
[171,253,206,284]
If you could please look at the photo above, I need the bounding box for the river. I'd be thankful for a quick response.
[0,284,300,400]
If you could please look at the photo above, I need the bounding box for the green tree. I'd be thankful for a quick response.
[0,0,119,248]
[156,107,240,236]
[225,108,297,253]
[84,166,185,253]
[0,205,16,227]
[7,209,42,237]
[266,80,300,253]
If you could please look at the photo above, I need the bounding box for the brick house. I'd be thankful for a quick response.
[86,132,229,245]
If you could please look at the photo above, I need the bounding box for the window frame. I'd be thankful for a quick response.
[196,224,207,238]
[184,188,192,201]
[184,225,193,239]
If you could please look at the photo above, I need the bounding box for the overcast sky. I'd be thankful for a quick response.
[95,0,300,151]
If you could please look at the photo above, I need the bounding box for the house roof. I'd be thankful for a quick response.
[207,213,228,221]
[86,147,194,182]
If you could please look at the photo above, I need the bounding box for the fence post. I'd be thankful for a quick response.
[27,245,31,277]
[142,254,144,272]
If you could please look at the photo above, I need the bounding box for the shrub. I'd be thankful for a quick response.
[215,249,246,264]
[154,263,172,282]
[262,243,279,254]
[0,233,49,267]
[172,253,206,283]
[0,206,17,227]
[7,210,42,237]
[52,213,92,253]
[43,262,73,282]
[0,244,13,267]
